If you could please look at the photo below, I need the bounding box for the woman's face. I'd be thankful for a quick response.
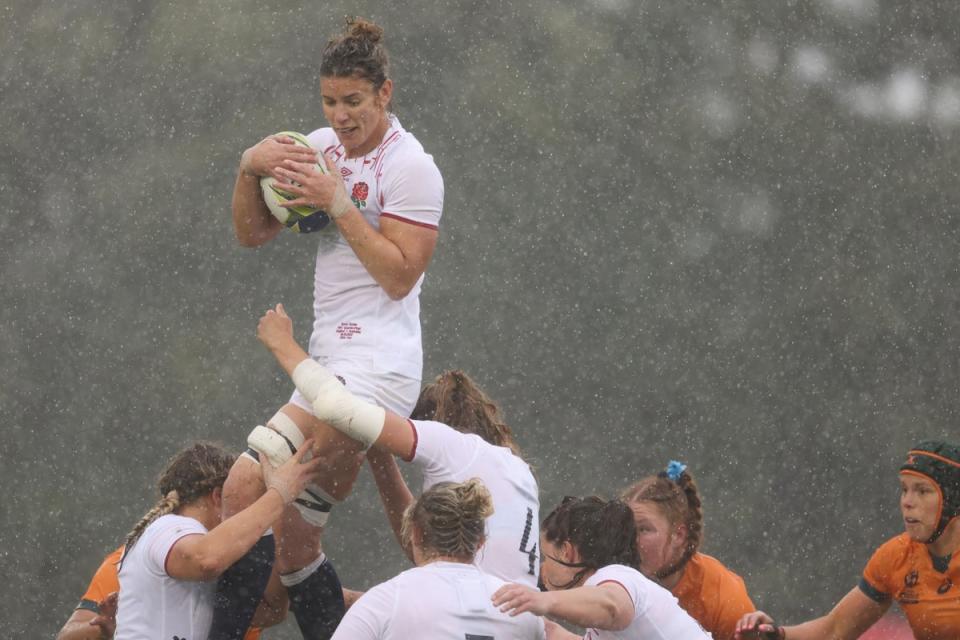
[539,535,579,591]
[320,74,392,157]
[900,473,941,542]
[630,501,684,578]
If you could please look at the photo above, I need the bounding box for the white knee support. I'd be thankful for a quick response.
[291,358,386,448]
[246,412,338,527]
[247,412,306,467]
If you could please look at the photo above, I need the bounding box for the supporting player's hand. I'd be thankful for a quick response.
[257,303,295,351]
[735,611,785,639]
[275,154,352,219]
[262,438,322,505]
[241,134,319,178]
[90,590,118,638]
[492,583,554,617]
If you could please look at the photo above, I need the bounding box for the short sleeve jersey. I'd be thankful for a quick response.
[409,419,541,587]
[583,565,713,640]
[78,542,262,639]
[305,117,443,380]
[77,545,123,612]
[115,515,214,640]
[859,533,960,640]
[331,561,546,640]
[672,552,755,640]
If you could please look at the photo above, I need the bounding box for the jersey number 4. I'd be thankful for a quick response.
[519,507,537,576]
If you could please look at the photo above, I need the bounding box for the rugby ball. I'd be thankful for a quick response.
[259,131,331,234]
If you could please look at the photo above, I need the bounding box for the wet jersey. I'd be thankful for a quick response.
[331,561,545,640]
[81,542,262,639]
[77,546,123,612]
[672,552,755,640]
[115,515,214,640]
[583,564,713,640]
[305,117,443,381]
[409,419,541,587]
[859,533,960,640]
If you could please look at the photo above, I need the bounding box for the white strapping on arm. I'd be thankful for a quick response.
[291,359,386,448]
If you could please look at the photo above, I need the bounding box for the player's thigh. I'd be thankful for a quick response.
[221,454,267,518]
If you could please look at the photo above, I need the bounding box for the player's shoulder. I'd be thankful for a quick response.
[589,563,644,587]
[690,552,748,587]
[143,513,207,543]
[873,532,914,559]
[306,127,341,154]
[379,121,440,171]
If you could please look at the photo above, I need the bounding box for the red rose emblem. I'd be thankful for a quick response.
[352,182,369,201]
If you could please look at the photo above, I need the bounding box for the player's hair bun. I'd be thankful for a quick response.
[345,17,384,44]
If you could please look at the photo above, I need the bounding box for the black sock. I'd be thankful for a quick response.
[285,556,346,640]
[207,534,275,640]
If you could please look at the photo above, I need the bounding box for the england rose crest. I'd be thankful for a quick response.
[351,181,369,209]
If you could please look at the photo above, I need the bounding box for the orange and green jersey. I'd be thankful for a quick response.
[860,533,960,640]
[77,545,263,640]
[671,552,755,640]
[77,546,123,613]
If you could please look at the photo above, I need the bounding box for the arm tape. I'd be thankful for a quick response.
[292,359,385,447]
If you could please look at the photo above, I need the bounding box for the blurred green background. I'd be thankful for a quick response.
[3,0,959,636]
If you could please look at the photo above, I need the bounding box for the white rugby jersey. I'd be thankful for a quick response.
[115,514,214,640]
[582,565,713,640]
[331,561,546,640]
[305,117,443,381]
[409,419,541,587]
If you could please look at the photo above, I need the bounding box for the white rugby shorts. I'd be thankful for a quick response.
[288,356,421,418]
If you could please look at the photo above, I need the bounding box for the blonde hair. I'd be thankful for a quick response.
[122,442,234,557]
[400,479,494,562]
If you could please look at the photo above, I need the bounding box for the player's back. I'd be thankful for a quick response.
[413,419,541,586]
[332,561,545,640]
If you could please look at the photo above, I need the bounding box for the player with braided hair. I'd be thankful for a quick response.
[493,496,711,639]
[736,440,960,640]
[331,480,546,639]
[621,461,755,640]
[257,304,541,587]
[112,441,320,640]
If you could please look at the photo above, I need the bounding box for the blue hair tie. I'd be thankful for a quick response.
[665,460,687,482]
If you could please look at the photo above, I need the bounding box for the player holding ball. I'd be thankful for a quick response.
[213,17,443,640]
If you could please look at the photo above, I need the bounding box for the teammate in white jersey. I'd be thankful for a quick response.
[215,17,443,639]
[257,304,541,588]
[493,496,713,640]
[332,479,545,640]
[114,442,319,640]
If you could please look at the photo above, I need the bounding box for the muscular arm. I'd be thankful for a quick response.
[56,610,105,640]
[232,169,283,247]
[167,446,320,581]
[166,490,287,581]
[365,447,415,560]
[273,154,439,299]
[737,587,889,640]
[232,136,316,247]
[783,587,888,640]
[257,305,419,456]
[494,583,635,631]
[332,213,437,300]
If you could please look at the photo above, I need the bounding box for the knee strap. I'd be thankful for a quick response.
[247,414,339,527]
[246,411,308,467]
